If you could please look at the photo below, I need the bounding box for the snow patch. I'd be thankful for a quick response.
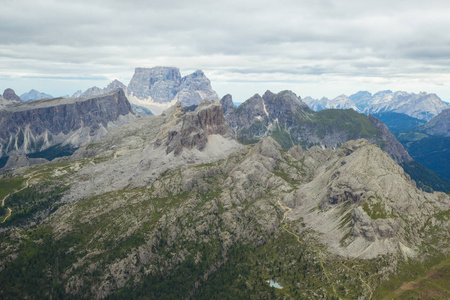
[127,92,178,115]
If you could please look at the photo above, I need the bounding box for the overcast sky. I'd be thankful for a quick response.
[1,0,450,102]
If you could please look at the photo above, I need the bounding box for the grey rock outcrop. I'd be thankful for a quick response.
[106,79,127,92]
[175,70,218,106]
[164,100,229,155]
[220,94,235,115]
[2,88,21,102]
[283,138,450,258]
[0,89,136,157]
[79,86,103,98]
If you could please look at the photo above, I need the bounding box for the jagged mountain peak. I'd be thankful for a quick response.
[250,136,282,160]
[373,89,393,96]
[262,89,276,99]
[106,79,126,91]
[220,94,234,115]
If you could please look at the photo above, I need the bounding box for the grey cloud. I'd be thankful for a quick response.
[2,0,450,100]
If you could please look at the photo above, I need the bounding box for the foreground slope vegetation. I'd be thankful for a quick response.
[0,100,449,299]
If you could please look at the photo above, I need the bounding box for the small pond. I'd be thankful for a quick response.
[266,279,283,289]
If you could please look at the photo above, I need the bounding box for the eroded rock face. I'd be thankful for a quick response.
[350,207,404,242]
[176,70,218,107]
[164,100,229,155]
[0,89,136,157]
[2,88,21,102]
[128,67,181,103]
[220,94,234,115]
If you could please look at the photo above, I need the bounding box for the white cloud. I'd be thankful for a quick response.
[1,0,450,101]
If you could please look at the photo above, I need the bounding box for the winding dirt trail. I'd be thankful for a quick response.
[1,172,36,223]
[277,198,342,300]
[340,261,373,299]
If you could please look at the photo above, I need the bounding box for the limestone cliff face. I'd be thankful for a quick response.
[127,67,181,103]
[220,94,234,115]
[0,89,135,157]
[175,70,218,106]
[126,67,218,109]
[164,100,229,155]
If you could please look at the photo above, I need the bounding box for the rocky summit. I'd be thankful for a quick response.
[0,89,136,158]
[0,96,449,299]
[2,88,22,102]
[126,67,218,114]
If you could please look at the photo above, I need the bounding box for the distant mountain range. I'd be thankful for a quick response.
[304,90,450,121]
[19,89,53,101]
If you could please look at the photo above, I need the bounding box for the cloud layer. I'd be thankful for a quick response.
[2,0,450,101]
